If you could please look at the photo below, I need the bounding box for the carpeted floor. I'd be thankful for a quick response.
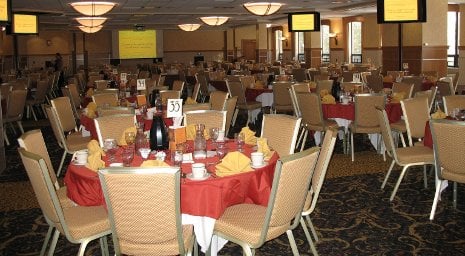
[1,115,465,255]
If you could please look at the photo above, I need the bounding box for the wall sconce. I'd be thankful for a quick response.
[46,40,52,46]
[329,32,338,45]
[281,37,288,46]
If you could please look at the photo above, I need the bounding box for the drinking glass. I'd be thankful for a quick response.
[103,138,117,163]
[235,133,245,152]
[172,150,183,167]
[125,131,136,145]
[122,147,134,167]
[216,142,228,160]
[209,127,219,148]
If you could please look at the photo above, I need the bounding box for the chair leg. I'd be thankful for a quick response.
[99,236,109,256]
[47,229,60,256]
[381,160,396,189]
[430,178,442,220]
[232,109,239,127]
[17,121,24,134]
[300,130,308,152]
[305,215,319,242]
[300,217,319,255]
[240,244,254,256]
[453,181,457,209]
[26,105,31,119]
[423,165,428,189]
[40,226,54,256]
[399,132,406,147]
[31,106,38,121]
[390,165,410,201]
[351,132,354,162]
[286,230,302,256]
[57,151,67,177]
[77,240,90,256]
[3,129,10,146]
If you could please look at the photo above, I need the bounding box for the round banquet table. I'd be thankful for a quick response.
[64,139,279,219]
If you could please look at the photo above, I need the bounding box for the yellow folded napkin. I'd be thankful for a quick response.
[240,126,257,145]
[86,88,94,97]
[140,160,169,167]
[390,92,405,103]
[118,126,137,146]
[319,89,329,98]
[85,140,105,172]
[185,97,197,105]
[257,138,273,160]
[86,102,97,118]
[185,124,210,140]
[321,94,336,104]
[215,151,252,177]
[431,109,447,119]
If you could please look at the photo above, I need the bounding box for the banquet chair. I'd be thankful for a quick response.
[209,91,229,111]
[292,68,308,82]
[429,119,465,220]
[414,87,437,113]
[26,80,48,121]
[402,97,434,147]
[300,128,337,251]
[92,92,118,107]
[296,92,338,150]
[0,83,10,100]
[349,94,385,162]
[191,82,201,102]
[45,104,91,176]
[316,79,333,95]
[314,74,329,82]
[386,71,404,80]
[341,82,361,93]
[94,80,108,90]
[260,114,302,157]
[289,82,311,117]
[272,81,294,114]
[18,148,110,256]
[209,147,320,256]
[160,90,181,105]
[99,167,196,256]
[94,114,137,147]
[183,110,227,133]
[392,82,414,99]
[226,80,262,126]
[172,80,185,93]
[224,96,238,136]
[62,83,83,119]
[443,95,465,115]
[375,106,434,201]
[195,73,209,103]
[366,74,384,93]
[401,76,423,96]
[342,71,356,82]
[239,75,255,89]
[2,89,27,146]
[97,106,135,116]
[17,129,75,208]
[436,80,455,98]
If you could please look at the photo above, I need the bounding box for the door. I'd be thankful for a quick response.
[242,40,256,61]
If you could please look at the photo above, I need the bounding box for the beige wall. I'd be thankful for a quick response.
[423,0,447,46]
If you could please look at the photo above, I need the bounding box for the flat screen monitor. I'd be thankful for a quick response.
[10,13,38,34]
[0,0,11,23]
[288,12,320,32]
[377,0,426,23]
[118,30,157,59]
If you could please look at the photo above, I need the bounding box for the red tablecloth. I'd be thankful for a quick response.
[322,102,402,123]
[423,121,433,149]
[245,88,273,102]
[64,140,278,219]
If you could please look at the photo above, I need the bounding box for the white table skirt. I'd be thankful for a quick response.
[182,214,228,255]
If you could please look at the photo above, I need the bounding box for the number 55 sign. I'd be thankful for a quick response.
[166,99,183,118]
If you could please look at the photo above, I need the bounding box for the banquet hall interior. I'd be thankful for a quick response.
[1,0,465,255]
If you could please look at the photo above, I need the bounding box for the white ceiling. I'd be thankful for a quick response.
[11,0,379,31]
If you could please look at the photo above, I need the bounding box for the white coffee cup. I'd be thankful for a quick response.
[146,110,154,120]
[217,130,225,141]
[191,163,206,178]
[251,152,264,167]
[139,148,151,159]
[74,150,88,164]
[342,96,350,104]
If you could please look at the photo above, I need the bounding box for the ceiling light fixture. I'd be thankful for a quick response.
[78,25,103,33]
[200,16,229,26]
[76,17,107,27]
[243,2,282,16]
[178,24,201,32]
[70,1,117,16]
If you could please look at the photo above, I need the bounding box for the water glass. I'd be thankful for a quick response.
[103,138,117,163]
[235,133,245,152]
[122,148,134,167]
[216,142,228,160]
[172,150,183,167]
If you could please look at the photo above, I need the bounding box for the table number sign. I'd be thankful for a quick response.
[112,68,118,75]
[120,72,127,81]
[166,99,183,118]
[137,79,146,90]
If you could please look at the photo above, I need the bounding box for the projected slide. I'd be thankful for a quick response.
[119,30,157,59]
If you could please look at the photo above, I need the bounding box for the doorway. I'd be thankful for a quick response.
[242,39,256,61]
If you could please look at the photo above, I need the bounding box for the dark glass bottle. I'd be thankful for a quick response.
[149,115,169,150]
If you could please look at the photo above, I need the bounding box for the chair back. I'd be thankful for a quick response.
[392,82,414,98]
[443,95,465,115]
[18,129,58,189]
[263,148,319,237]
[0,83,10,100]
[375,106,399,161]
[341,82,361,93]
[226,80,247,105]
[51,97,77,133]
[183,110,227,132]
[272,82,293,113]
[303,128,337,214]
[401,97,430,146]
[366,74,384,93]
[172,80,185,92]
[5,89,27,119]
[401,76,423,96]
[296,92,326,131]
[94,80,108,90]
[160,90,181,105]
[99,167,191,256]
[239,75,255,89]
[224,96,238,135]
[44,105,67,150]
[414,87,437,113]
[430,119,465,183]
[342,71,355,82]
[316,79,333,95]
[195,73,209,101]
[260,114,302,157]
[92,92,118,107]
[209,91,229,111]
[354,94,385,128]
[314,74,329,82]
[98,106,135,116]
[292,68,308,82]
[94,114,137,147]
[33,80,48,102]
[436,80,454,97]
[191,82,200,102]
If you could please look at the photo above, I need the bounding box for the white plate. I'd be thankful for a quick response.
[251,163,266,169]
[109,163,124,167]
[72,160,86,166]
[186,173,211,181]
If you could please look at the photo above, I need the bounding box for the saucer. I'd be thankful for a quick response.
[72,160,86,166]
[251,162,266,169]
[186,173,211,181]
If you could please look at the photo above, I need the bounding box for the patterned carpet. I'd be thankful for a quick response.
[1,116,465,255]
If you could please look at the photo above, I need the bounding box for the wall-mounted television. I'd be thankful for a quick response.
[377,0,426,23]
[288,12,320,32]
[0,0,12,23]
[8,13,38,34]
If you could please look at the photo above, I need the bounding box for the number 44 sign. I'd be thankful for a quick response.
[167,99,183,118]
[137,79,146,90]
